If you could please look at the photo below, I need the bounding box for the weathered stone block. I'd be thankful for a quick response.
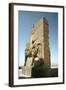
[22,17,51,77]
[22,66,32,77]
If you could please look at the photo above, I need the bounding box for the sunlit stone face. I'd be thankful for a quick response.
[22,17,51,77]
[24,17,50,67]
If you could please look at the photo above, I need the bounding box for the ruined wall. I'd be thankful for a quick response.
[24,17,51,67]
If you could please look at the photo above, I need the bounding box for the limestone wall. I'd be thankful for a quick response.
[24,17,51,68]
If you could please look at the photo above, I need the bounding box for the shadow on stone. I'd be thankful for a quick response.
[21,58,58,78]
[32,58,50,78]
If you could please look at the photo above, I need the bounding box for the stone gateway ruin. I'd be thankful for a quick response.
[22,17,54,77]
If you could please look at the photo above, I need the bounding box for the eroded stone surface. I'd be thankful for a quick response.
[25,17,50,67]
[22,17,51,77]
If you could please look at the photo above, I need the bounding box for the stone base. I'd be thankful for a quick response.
[22,66,32,77]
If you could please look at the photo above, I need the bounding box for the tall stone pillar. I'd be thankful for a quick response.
[22,17,51,77]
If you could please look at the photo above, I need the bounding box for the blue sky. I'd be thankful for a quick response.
[18,11,58,66]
